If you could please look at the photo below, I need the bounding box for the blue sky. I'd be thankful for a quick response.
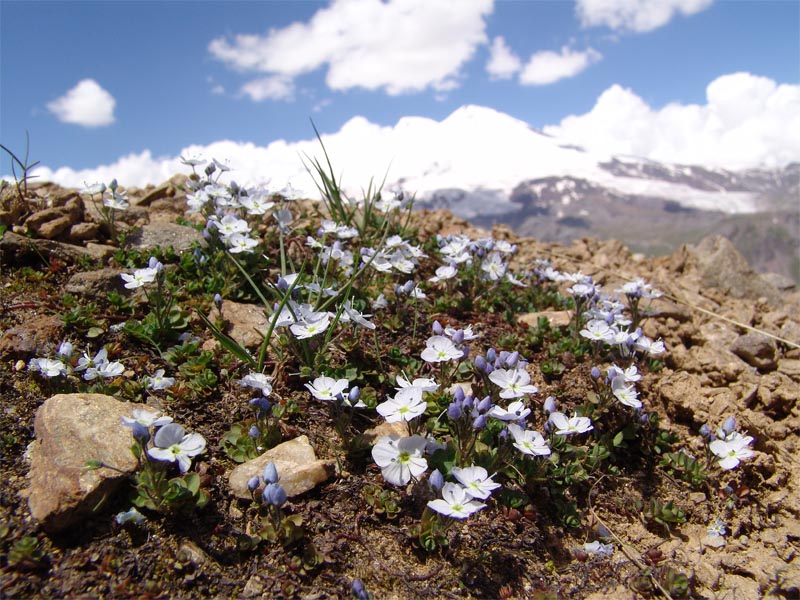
[1,0,798,188]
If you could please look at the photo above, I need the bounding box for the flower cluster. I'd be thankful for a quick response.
[28,342,126,382]
[705,417,755,470]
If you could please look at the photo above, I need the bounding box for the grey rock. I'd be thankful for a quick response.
[0,314,64,360]
[731,333,778,371]
[207,301,271,350]
[0,230,115,264]
[127,222,203,254]
[68,222,101,243]
[23,394,140,533]
[65,267,128,297]
[691,235,782,305]
[228,436,336,500]
[761,272,796,292]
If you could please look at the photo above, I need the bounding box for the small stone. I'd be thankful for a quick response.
[701,534,726,549]
[228,435,336,500]
[65,267,128,297]
[207,301,271,350]
[0,314,64,360]
[731,333,778,371]
[517,310,571,329]
[68,222,101,243]
[38,215,74,239]
[361,421,409,446]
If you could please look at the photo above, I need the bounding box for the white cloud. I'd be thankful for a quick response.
[519,46,601,86]
[46,79,116,127]
[240,76,294,101]
[208,0,494,98]
[486,36,521,80]
[543,72,800,169]
[576,0,713,33]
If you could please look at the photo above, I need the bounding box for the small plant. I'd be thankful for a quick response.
[7,535,48,571]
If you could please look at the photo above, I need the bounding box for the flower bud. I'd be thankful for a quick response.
[249,397,272,417]
[453,386,465,403]
[213,293,223,309]
[505,351,519,368]
[262,462,279,484]
[699,424,712,438]
[262,482,287,507]
[248,425,260,439]
[452,330,464,345]
[486,348,497,363]
[447,401,463,420]
[543,396,556,414]
[721,416,736,435]
[462,394,474,411]
[247,476,261,492]
[472,414,487,430]
[474,356,487,373]
[351,579,369,600]
[131,421,151,446]
[428,469,444,492]
[477,396,493,413]
[432,320,443,335]
[460,345,470,360]
[348,386,361,403]
[590,366,601,380]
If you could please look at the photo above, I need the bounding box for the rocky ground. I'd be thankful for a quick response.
[0,177,799,599]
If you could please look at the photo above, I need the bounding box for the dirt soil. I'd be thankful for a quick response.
[1,179,799,599]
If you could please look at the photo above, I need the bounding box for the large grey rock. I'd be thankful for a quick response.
[0,230,115,264]
[23,394,139,533]
[691,235,781,305]
[228,436,336,500]
[127,222,203,254]
[65,267,128,297]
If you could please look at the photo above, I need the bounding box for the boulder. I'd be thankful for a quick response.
[23,394,139,533]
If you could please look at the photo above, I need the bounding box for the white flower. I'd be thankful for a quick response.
[583,540,614,557]
[241,372,273,395]
[611,376,641,409]
[427,483,486,519]
[635,336,666,356]
[549,412,593,435]
[488,368,538,399]
[341,300,376,330]
[147,369,176,391]
[709,432,754,470]
[489,400,531,421]
[371,434,428,486]
[147,423,206,473]
[580,320,615,343]
[212,214,250,239]
[28,357,67,377]
[429,264,458,283]
[376,388,427,423]
[57,341,74,359]
[227,232,259,254]
[480,252,507,281]
[396,374,439,394]
[95,360,125,379]
[290,314,331,339]
[507,424,551,456]
[120,267,158,289]
[420,335,464,363]
[305,375,349,401]
[451,465,501,500]
[122,408,173,428]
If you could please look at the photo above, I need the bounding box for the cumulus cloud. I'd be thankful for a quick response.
[208,0,494,97]
[544,72,800,169]
[486,36,521,80]
[240,76,295,101]
[519,46,601,86]
[576,0,713,33]
[46,79,116,127]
